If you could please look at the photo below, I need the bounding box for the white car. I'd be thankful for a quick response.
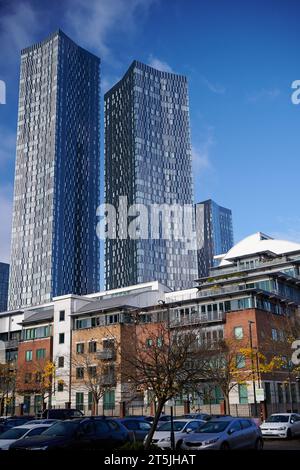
[144,419,205,450]
[260,413,300,439]
[0,423,53,450]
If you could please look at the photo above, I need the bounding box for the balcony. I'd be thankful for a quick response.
[96,349,116,360]
[4,340,19,350]
[100,374,115,385]
[170,312,225,328]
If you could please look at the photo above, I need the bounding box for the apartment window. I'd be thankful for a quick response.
[146,338,153,348]
[58,356,64,368]
[238,384,248,404]
[103,339,115,349]
[103,389,115,410]
[25,350,32,362]
[265,382,272,404]
[36,348,46,360]
[57,381,64,392]
[88,366,97,378]
[272,329,278,341]
[278,383,284,403]
[236,354,246,369]
[234,327,243,340]
[76,343,84,354]
[59,310,65,321]
[88,341,97,353]
[59,333,65,344]
[76,392,84,411]
[24,372,32,383]
[76,367,84,379]
[35,372,42,383]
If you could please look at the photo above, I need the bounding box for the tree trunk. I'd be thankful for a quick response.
[94,398,99,416]
[144,399,165,450]
[224,393,230,415]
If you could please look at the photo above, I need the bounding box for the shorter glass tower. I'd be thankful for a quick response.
[0,263,9,312]
[195,200,234,277]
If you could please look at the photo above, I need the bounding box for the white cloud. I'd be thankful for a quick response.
[200,76,226,94]
[65,0,157,61]
[246,88,280,103]
[0,2,42,63]
[0,185,13,263]
[148,55,174,73]
[0,0,157,66]
[192,128,215,176]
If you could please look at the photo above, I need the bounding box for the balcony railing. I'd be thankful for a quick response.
[100,374,115,385]
[4,340,19,349]
[170,312,225,327]
[96,349,116,360]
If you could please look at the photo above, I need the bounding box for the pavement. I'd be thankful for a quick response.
[263,437,300,450]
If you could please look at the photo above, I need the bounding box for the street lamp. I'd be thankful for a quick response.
[248,320,258,417]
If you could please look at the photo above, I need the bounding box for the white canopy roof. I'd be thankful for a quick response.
[218,232,300,266]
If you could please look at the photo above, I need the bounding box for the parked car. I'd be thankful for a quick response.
[182,413,210,421]
[118,418,152,441]
[9,417,131,451]
[24,419,59,425]
[41,409,84,420]
[157,414,172,423]
[0,423,53,450]
[0,416,35,434]
[145,419,205,450]
[180,417,263,450]
[260,413,300,439]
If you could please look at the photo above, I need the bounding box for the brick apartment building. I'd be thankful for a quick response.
[1,233,300,417]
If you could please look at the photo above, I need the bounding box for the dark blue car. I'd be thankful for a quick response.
[9,417,131,451]
[118,418,152,441]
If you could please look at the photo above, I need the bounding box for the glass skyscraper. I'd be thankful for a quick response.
[0,263,9,312]
[8,30,100,310]
[195,199,234,278]
[104,60,197,291]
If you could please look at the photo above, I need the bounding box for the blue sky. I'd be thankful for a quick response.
[0,0,300,266]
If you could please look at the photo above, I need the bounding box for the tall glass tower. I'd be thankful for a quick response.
[195,199,234,277]
[104,60,197,291]
[8,30,100,310]
[0,263,9,312]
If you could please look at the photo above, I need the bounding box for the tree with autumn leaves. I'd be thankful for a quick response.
[200,338,283,414]
[120,320,206,450]
[16,360,56,411]
[0,363,16,415]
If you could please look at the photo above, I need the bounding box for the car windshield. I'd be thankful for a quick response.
[42,421,79,437]
[157,421,187,432]
[0,427,29,439]
[265,415,290,423]
[196,420,230,433]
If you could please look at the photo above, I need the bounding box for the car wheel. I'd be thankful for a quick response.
[286,429,292,440]
[254,438,263,450]
[220,441,230,450]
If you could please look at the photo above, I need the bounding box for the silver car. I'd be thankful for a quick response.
[145,419,205,450]
[181,417,263,450]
